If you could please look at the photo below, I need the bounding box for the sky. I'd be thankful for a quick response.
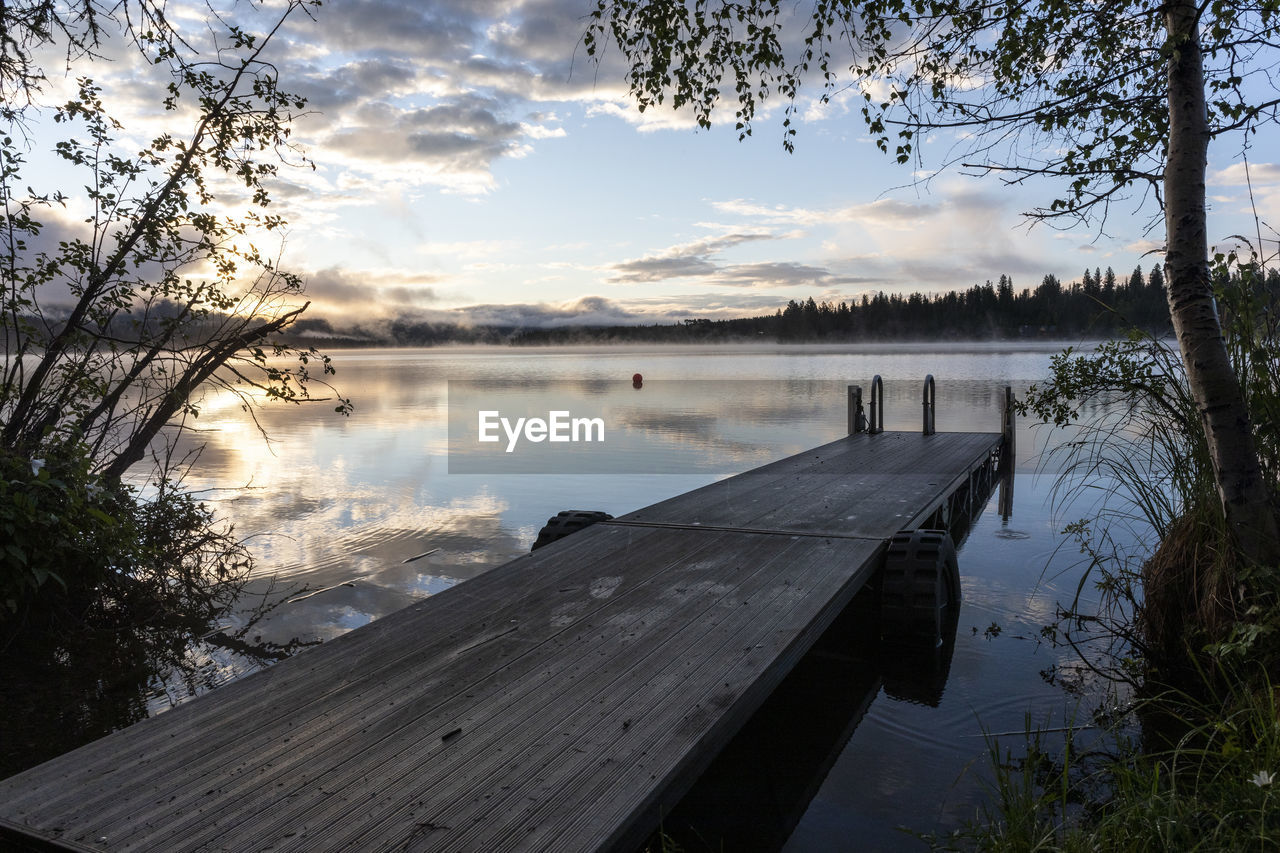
[24,0,1280,329]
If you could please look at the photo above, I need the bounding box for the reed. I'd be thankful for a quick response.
[941,671,1280,851]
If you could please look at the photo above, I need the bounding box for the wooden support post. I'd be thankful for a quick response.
[999,386,1016,521]
[848,385,864,434]
[998,460,1015,522]
[1001,386,1016,458]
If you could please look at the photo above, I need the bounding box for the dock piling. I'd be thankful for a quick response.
[848,385,864,434]
[1001,386,1016,456]
[999,386,1016,520]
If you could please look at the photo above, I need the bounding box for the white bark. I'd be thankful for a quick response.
[1164,0,1279,566]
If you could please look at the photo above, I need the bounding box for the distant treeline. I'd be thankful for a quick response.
[510,266,1179,345]
[289,265,1280,347]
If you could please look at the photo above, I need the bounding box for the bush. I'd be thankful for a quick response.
[0,443,249,649]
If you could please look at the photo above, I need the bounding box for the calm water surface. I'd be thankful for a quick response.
[67,344,1147,847]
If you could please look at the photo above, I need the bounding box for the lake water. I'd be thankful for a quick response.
[13,343,1141,848]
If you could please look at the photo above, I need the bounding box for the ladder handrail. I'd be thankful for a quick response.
[922,374,936,435]
[868,375,884,434]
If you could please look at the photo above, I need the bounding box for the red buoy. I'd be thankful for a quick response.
[632,373,643,388]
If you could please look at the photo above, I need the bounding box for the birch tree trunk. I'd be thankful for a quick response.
[1163,0,1280,567]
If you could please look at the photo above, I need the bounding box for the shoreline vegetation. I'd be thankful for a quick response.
[947,259,1280,851]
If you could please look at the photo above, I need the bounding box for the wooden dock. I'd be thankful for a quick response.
[0,426,1004,852]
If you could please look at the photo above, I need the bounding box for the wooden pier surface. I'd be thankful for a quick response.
[0,430,1002,852]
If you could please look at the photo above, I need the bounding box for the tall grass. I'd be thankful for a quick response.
[957,250,1280,849]
[941,673,1280,851]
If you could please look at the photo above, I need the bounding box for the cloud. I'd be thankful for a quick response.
[711,262,869,289]
[265,2,601,194]
[1208,162,1280,186]
[454,295,650,327]
[1256,186,1280,233]
[605,229,878,289]
[322,97,527,180]
[607,233,775,283]
[293,59,429,111]
[602,187,1051,293]
[620,292,798,315]
[585,101,705,133]
[1123,239,1165,257]
[800,87,860,123]
[708,187,1059,292]
[305,267,441,310]
[712,197,935,229]
[419,292,795,328]
[898,250,1045,283]
[486,0,594,65]
[285,0,498,60]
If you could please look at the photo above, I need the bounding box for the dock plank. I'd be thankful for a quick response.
[616,431,1000,536]
[11,527,726,841]
[147,530,830,852]
[0,430,1002,852]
